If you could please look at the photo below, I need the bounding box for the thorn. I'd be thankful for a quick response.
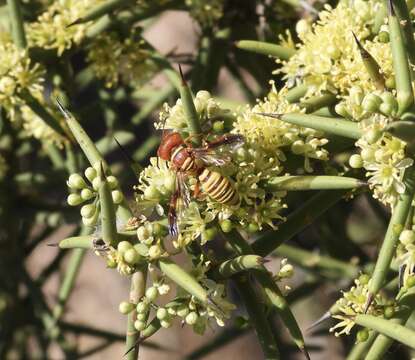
[47,243,59,247]
[351,31,362,47]
[123,338,142,357]
[178,64,186,85]
[306,311,331,332]
[55,97,71,120]
[363,293,374,313]
[388,0,395,16]
[99,161,106,181]
[254,112,283,119]
[300,346,311,360]
[66,18,82,28]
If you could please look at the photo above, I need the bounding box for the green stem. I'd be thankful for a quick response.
[252,190,348,257]
[346,331,377,360]
[125,271,147,360]
[70,0,132,25]
[285,84,308,103]
[392,0,415,65]
[214,255,265,278]
[257,113,362,139]
[264,176,365,192]
[7,0,26,48]
[368,166,415,301]
[234,274,280,359]
[236,40,295,61]
[300,93,338,113]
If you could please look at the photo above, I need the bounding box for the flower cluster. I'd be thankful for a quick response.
[330,275,395,336]
[66,164,124,227]
[185,0,224,28]
[396,229,415,289]
[86,30,157,88]
[119,257,236,334]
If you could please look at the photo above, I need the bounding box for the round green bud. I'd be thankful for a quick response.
[247,223,259,233]
[107,258,117,268]
[399,229,415,245]
[134,320,146,331]
[220,219,233,233]
[123,248,141,265]
[134,243,149,257]
[80,188,94,201]
[384,306,395,319]
[406,275,415,288]
[80,204,96,219]
[385,77,395,89]
[378,31,389,43]
[364,128,382,145]
[185,312,198,325]
[381,91,396,105]
[111,190,123,204]
[335,103,349,117]
[357,328,369,343]
[202,227,217,242]
[213,121,224,133]
[67,193,83,206]
[291,140,305,155]
[84,167,97,183]
[361,148,375,161]
[153,223,167,236]
[137,226,151,242]
[117,241,133,254]
[379,102,395,116]
[362,94,382,112]
[82,215,98,227]
[119,301,134,314]
[176,305,190,318]
[68,173,87,190]
[145,286,158,302]
[92,177,101,191]
[106,175,118,189]
[144,185,160,200]
[358,274,370,286]
[136,301,149,314]
[160,320,172,329]
[236,147,247,161]
[156,307,168,320]
[349,154,363,169]
[148,245,162,259]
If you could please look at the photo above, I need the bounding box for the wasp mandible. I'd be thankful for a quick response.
[157,131,244,236]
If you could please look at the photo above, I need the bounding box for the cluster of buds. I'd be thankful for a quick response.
[274,258,295,282]
[67,164,123,226]
[396,229,415,290]
[330,274,396,337]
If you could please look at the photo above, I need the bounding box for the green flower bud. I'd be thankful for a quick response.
[358,274,370,285]
[82,215,98,227]
[220,219,233,233]
[379,102,395,116]
[236,147,247,161]
[357,328,369,342]
[378,31,389,43]
[385,77,395,89]
[119,301,134,314]
[145,286,158,301]
[137,226,151,242]
[107,258,117,268]
[144,185,160,200]
[80,204,96,218]
[335,103,349,117]
[156,307,168,320]
[134,320,146,331]
[176,305,190,318]
[137,313,147,321]
[106,175,118,189]
[148,245,162,259]
[364,128,382,145]
[160,319,172,328]
[117,241,133,254]
[361,148,375,161]
[202,227,217,242]
[213,121,224,133]
[111,190,123,204]
[92,177,101,191]
[399,229,415,245]
[136,301,149,314]
[185,311,198,325]
[349,154,363,169]
[67,193,83,206]
[80,188,94,201]
[362,94,382,112]
[123,248,141,265]
[291,140,305,155]
[68,173,87,189]
[278,264,294,278]
[384,306,395,319]
[153,223,167,236]
[406,275,415,288]
[134,243,149,257]
[85,167,97,182]
[247,223,259,233]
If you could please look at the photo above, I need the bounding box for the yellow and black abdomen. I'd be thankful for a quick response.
[171,144,196,172]
[199,169,239,206]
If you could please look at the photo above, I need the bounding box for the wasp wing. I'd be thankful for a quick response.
[205,134,244,150]
[167,172,190,237]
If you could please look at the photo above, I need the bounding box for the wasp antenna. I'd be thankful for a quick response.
[55,97,71,120]
[114,137,135,164]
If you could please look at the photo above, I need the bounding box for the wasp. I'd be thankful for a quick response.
[157,131,244,236]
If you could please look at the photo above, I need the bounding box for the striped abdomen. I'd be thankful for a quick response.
[171,144,196,172]
[199,169,239,206]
